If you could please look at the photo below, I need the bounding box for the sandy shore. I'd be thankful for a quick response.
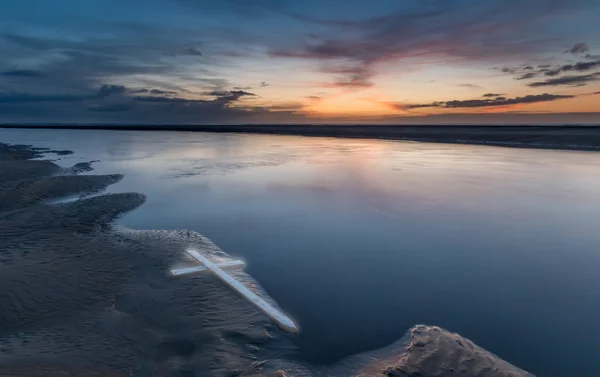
[0,141,535,376]
[2,124,600,151]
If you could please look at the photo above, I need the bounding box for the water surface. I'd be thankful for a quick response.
[1,128,599,377]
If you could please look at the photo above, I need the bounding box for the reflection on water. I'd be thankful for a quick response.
[1,128,600,377]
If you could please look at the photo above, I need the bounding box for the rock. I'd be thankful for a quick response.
[354,325,534,377]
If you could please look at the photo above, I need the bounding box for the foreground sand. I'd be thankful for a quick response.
[0,142,534,376]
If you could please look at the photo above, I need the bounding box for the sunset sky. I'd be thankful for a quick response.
[1,0,600,124]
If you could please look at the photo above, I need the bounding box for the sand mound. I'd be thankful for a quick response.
[351,325,533,377]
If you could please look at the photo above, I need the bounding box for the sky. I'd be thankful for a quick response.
[1,0,600,125]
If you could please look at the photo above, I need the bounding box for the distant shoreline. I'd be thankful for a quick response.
[2,124,600,151]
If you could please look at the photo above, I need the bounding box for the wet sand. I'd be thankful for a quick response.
[2,124,600,151]
[0,141,535,376]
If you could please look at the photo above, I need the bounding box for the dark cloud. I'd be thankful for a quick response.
[404,93,575,109]
[128,88,178,95]
[528,73,600,87]
[0,84,144,105]
[501,55,600,83]
[567,43,589,54]
[544,69,562,76]
[331,75,373,88]
[0,27,250,123]
[133,96,192,103]
[483,93,503,97]
[183,47,203,56]
[1,69,44,77]
[206,90,255,99]
[565,60,600,71]
[320,65,374,88]
[498,64,545,80]
[260,81,269,87]
[515,72,538,80]
[0,31,198,93]
[150,89,178,96]
[544,60,600,76]
[133,89,255,108]
[0,84,264,124]
[97,85,127,97]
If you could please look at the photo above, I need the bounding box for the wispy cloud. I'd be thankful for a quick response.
[270,0,597,90]
[398,93,575,109]
[1,69,45,77]
[567,43,589,54]
[528,73,600,87]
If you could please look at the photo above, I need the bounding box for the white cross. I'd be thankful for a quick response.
[170,249,299,334]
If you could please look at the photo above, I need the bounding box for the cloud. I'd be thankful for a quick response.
[128,88,178,95]
[318,64,375,88]
[567,43,589,54]
[97,85,127,97]
[0,92,91,103]
[0,80,264,123]
[528,73,600,87]
[501,55,600,83]
[1,69,44,77]
[166,47,203,57]
[515,72,538,80]
[266,102,304,111]
[544,68,562,76]
[206,90,256,101]
[0,84,143,104]
[403,93,575,109]
[269,0,597,89]
[458,84,483,89]
[544,60,600,76]
[87,102,135,112]
[150,89,178,96]
[183,47,203,56]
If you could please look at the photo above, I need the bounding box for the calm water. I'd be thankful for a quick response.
[2,128,600,377]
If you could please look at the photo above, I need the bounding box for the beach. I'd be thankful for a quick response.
[2,125,600,151]
[0,139,539,376]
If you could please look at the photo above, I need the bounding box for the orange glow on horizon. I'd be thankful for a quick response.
[303,92,406,117]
